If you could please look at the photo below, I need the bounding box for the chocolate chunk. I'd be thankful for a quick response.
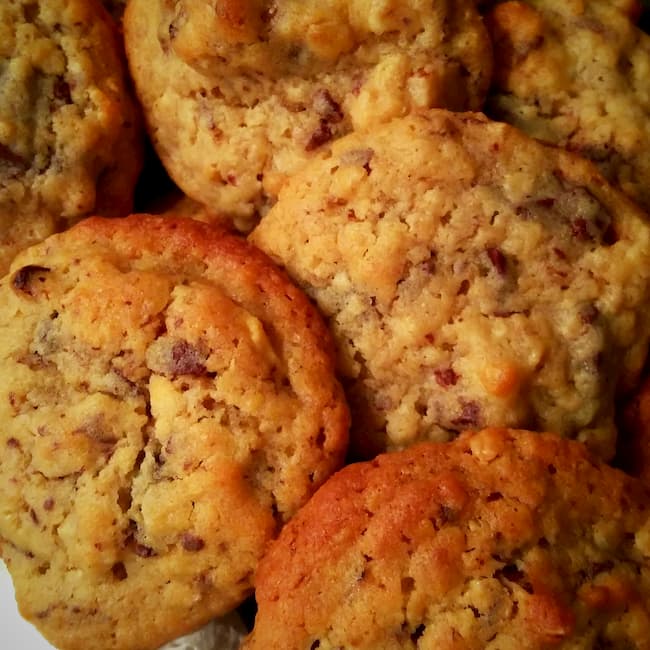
[486,247,507,274]
[53,77,72,104]
[570,218,592,241]
[170,340,206,376]
[181,532,205,552]
[434,367,459,387]
[11,265,50,296]
[305,120,333,151]
[313,89,343,123]
[451,400,481,427]
[111,562,128,580]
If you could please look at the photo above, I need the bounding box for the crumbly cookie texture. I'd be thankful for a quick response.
[0,0,142,275]
[124,0,492,232]
[0,215,349,650]
[244,428,650,650]
[484,0,650,213]
[250,109,650,460]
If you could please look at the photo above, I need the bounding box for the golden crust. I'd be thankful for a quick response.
[0,0,143,275]
[124,0,493,230]
[245,428,650,649]
[251,109,650,460]
[485,0,650,213]
[0,215,349,650]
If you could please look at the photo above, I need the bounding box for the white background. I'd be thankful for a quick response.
[0,562,56,649]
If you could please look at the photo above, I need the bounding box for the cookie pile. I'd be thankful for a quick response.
[1,1,650,649]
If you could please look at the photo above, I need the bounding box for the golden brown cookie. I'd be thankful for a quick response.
[124,0,493,232]
[0,215,349,650]
[0,0,143,275]
[250,109,650,460]
[243,428,650,650]
[484,0,650,212]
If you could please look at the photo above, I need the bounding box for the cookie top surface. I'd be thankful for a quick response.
[244,428,650,650]
[0,0,142,274]
[124,0,493,231]
[484,0,650,213]
[250,109,650,460]
[0,215,349,650]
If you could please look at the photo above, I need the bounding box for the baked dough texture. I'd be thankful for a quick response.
[0,0,142,275]
[243,428,650,649]
[0,215,349,650]
[250,109,650,460]
[124,0,493,231]
[484,0,650,213]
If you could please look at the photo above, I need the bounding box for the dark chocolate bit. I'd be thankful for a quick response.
[451,400,481,427]
[570,218,592,241]
[111,562,128,580]
[134,543,155,558]
[312,89,343,123]
[305,120,333,151]
[486,247,507,275]
[6,437,21,449]
[43,497,55,511]
[11,265,50,296]
[170,340,206,376]
[53,77,72,103]
[494,564,533,593]
[181,532,205,552]
[580,304,599,324]
[434,367,459,387]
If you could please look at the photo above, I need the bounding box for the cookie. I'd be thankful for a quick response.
[0,0,143,275]
[243,428,650,650]
[123,0,493,232]
[0,215,349,650]
[250,109,650,460]
[484,0,650,213]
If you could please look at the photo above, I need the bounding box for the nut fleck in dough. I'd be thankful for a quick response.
[484,0,650,213]
[0,215,349,650]
[0,0,143,275]
[251,109,650,460]
[123,0,493,232]
[243,428,650,650]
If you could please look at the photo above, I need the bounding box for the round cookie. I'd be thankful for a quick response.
[0,0,142,275]
[0,215,349,650]
[243,428,650,650]
[483,0,650,213]
[123,0,493,232]
[250,109,650,460]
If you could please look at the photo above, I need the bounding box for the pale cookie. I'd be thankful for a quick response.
[0,215,349,650]
[124,0,493,232]
[0,0,143,275]
[250,109,650,460]
[243,429,650,650]
[484,0,650,213]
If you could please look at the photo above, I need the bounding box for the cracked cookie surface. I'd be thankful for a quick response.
[243,428,650,650]
[250,109,650,460]
[0,215,349,650]
[484,0,650,213]
[124,0,492,231]
[0,0,142,275]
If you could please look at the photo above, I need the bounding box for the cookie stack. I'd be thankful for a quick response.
[1,1,650,649]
